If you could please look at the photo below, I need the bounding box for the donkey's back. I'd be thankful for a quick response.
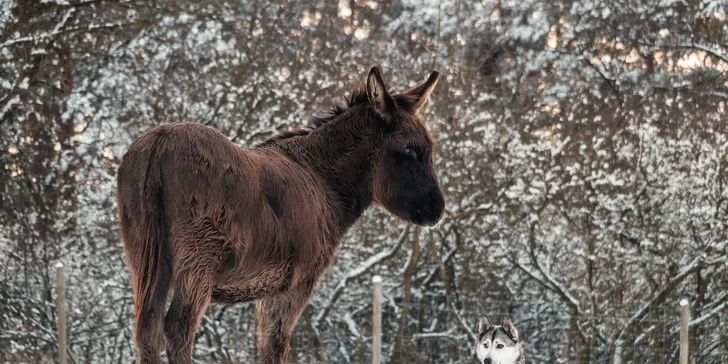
[118,123,262,231]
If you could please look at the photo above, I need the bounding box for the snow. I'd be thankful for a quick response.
[0,95,20,119]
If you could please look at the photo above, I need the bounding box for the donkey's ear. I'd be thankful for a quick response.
[403,70,440,114]
[366,65,397,119]
[501,316,519,342]
[478,315,493,334]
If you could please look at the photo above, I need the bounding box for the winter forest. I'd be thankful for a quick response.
[1,0,728,363]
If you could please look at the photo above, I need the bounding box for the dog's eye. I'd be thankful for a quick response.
[403,148,418,159]
[496,343,504,349]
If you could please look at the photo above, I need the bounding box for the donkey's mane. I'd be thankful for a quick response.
[258,87,369,146]
[260,83,415,146]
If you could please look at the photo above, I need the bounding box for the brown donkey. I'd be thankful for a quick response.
[116,65,444,364]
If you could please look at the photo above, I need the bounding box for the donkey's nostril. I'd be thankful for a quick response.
[411,190,445,226]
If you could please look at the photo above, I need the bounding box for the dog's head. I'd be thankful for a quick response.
[475,315,521,364]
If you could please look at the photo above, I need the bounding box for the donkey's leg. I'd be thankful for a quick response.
[164,233,228,364]
[132,254,172,364]
[256,280,317,364]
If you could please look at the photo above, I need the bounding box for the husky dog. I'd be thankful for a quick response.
[475,315,525,364]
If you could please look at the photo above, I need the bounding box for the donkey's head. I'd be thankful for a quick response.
[367,65,445,227]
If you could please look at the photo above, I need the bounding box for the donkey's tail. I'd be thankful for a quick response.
[134,134,169,316]
[117,127,173,360]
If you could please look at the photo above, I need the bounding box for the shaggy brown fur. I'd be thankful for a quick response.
[116,65,444,364]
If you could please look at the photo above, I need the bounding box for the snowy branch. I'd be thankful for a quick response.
[312,227,410,331]
[1,22,135,50]
[411,328,468,342]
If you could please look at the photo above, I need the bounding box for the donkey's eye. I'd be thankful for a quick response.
[496,344,504,349]
[403,148,418,159]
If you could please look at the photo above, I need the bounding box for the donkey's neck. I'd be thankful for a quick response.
[284,108,379,232]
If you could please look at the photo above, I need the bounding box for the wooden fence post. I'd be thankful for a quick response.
[56,262,67,364]
[679,298,689,364]
[372,275,382,364]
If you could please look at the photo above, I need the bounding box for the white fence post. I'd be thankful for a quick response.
[372,275,382,364]
[679,299,689,364]
[56,262,67,364]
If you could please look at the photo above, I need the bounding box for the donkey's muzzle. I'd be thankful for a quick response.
[412,188,445,227]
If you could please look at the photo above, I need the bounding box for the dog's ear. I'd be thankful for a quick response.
[478,315,493,334]
[501,316,519,342]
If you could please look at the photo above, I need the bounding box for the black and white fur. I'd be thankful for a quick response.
[475,316,525,364]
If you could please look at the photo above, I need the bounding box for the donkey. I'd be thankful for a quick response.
[116,65,444,364]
